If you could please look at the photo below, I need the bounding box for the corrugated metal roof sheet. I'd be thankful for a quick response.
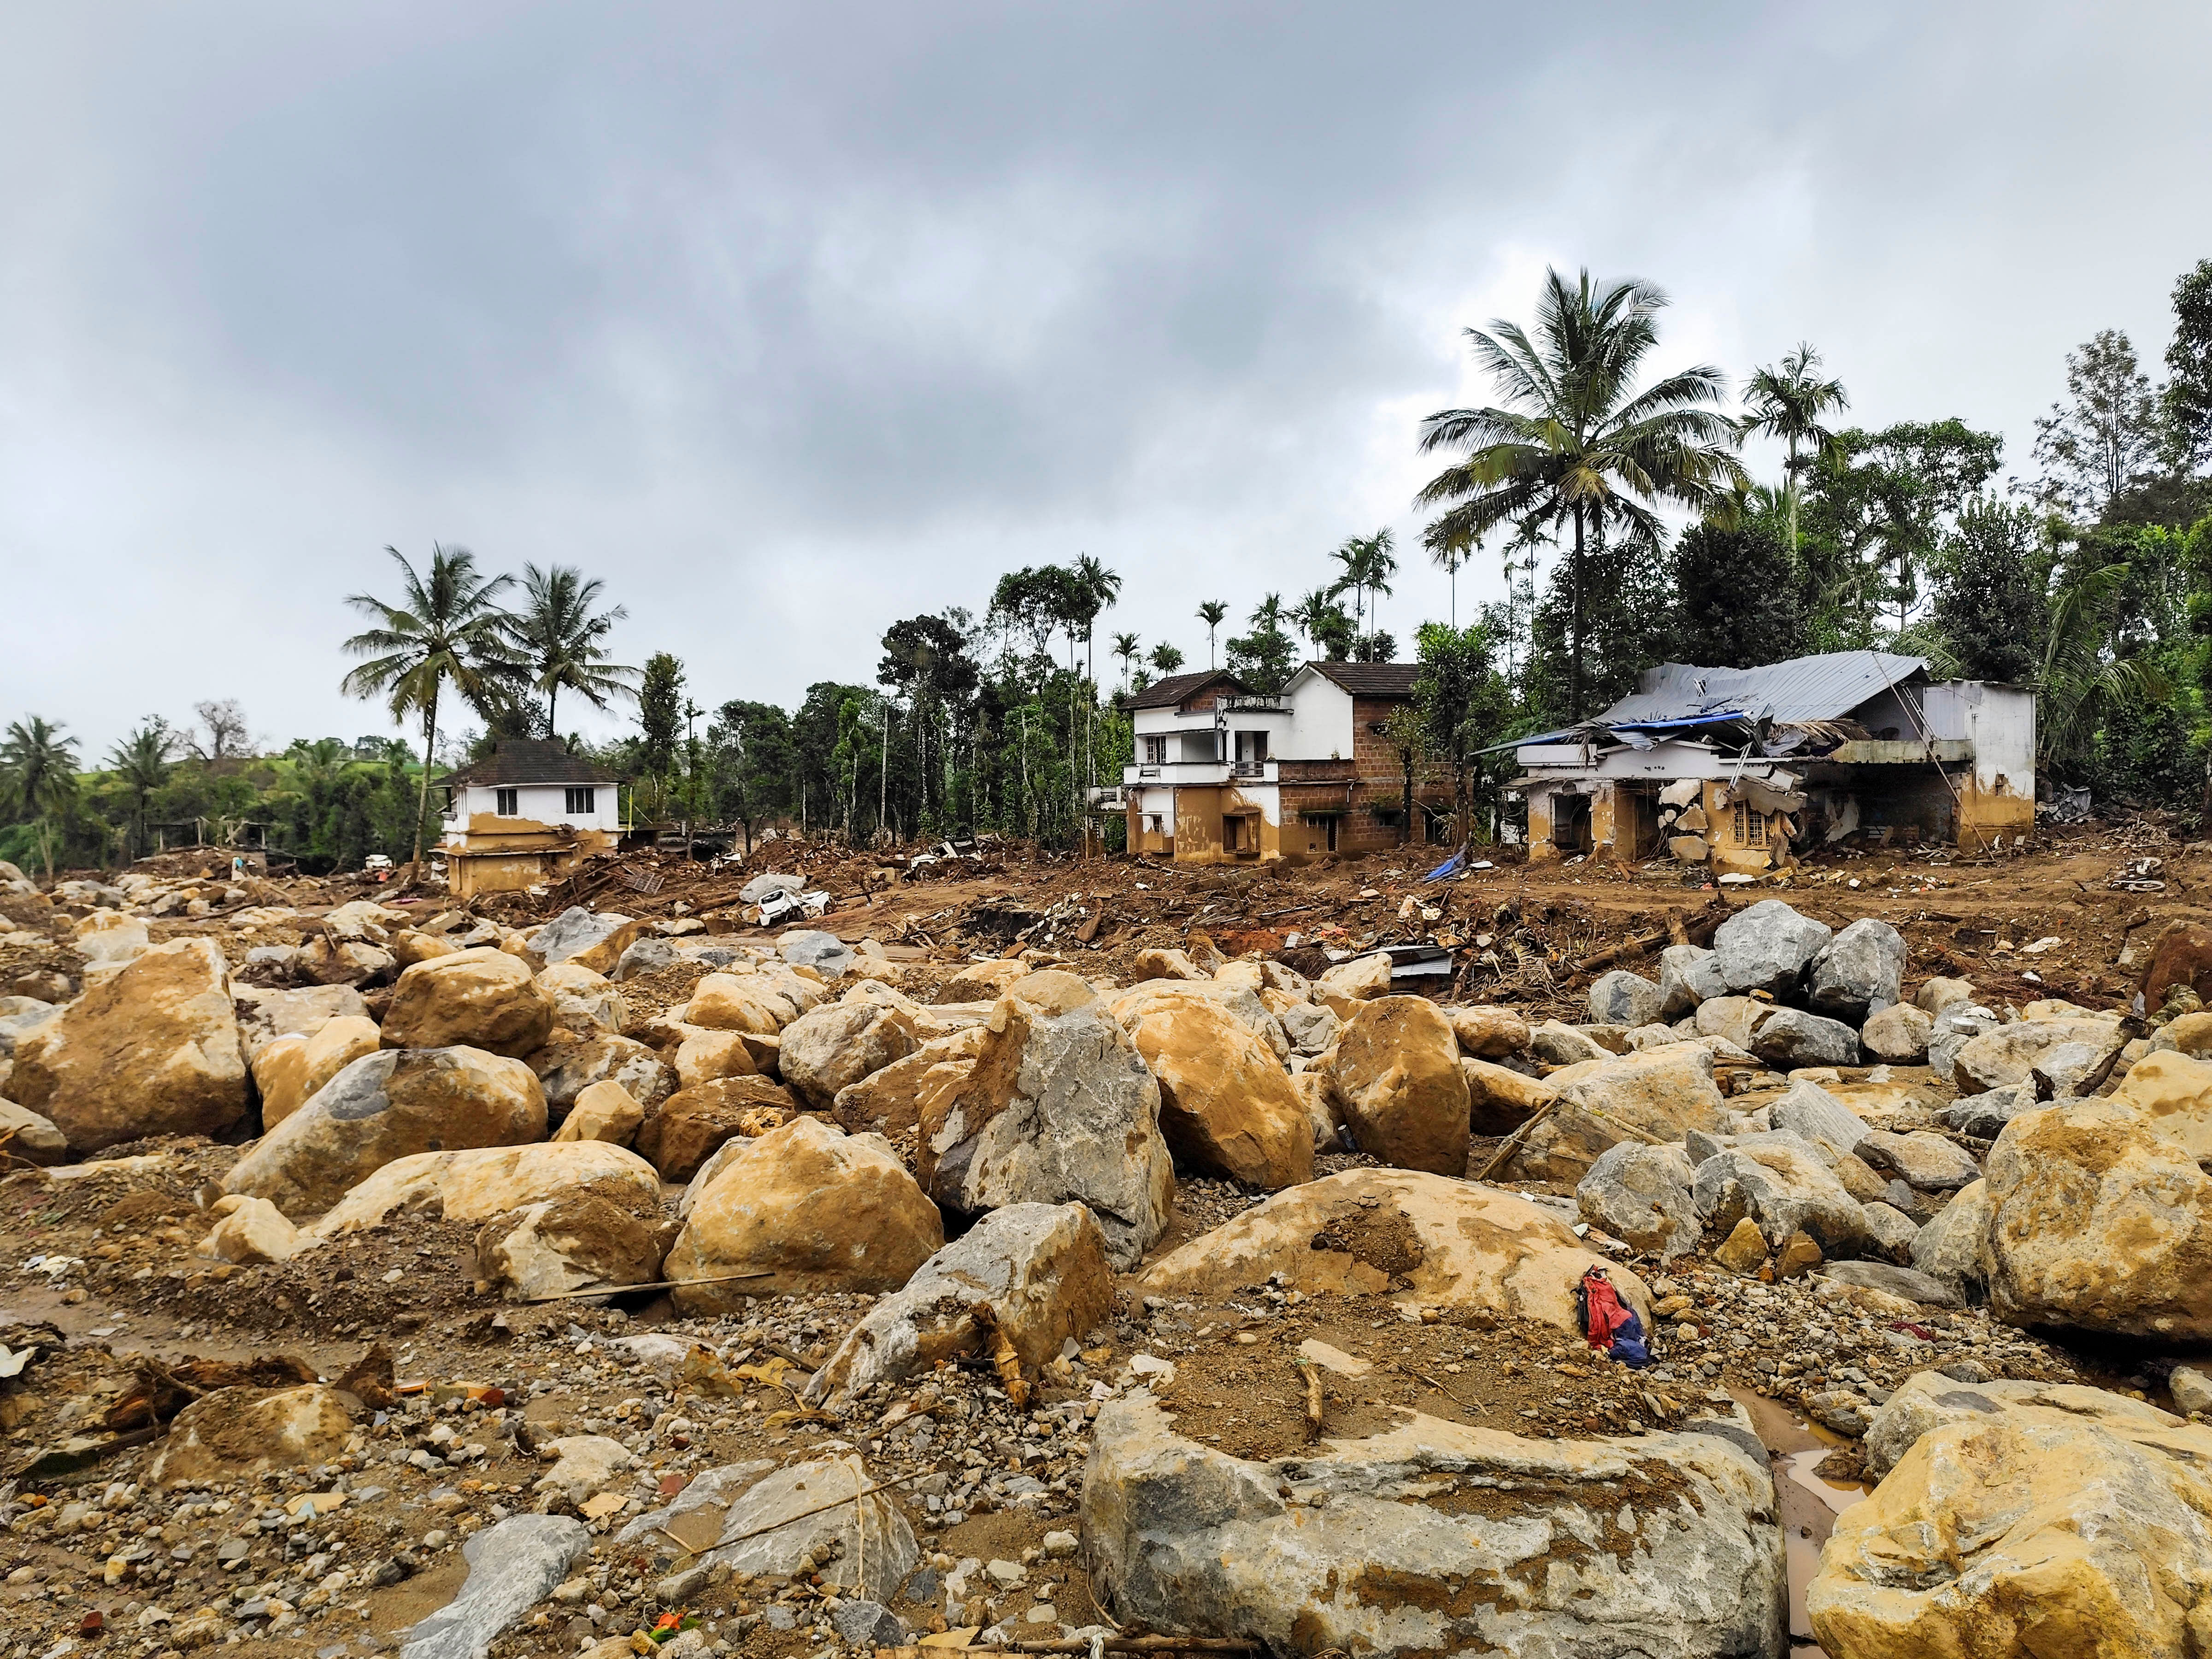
[1596,650,1928,727]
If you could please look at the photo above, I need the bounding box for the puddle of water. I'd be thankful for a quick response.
[1728,1387,1870,1658]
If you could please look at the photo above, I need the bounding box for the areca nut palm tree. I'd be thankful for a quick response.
[1196,601,1229,668]
[2,716,82,877]
[1740,341,1850,557]
[1290,587,1341,657]
[1148,641,1186,675]
[1329,528,1398,636]
[1416,266,1745,719]
[1111,631,1141,691]
[341,544,522,871]
[509,563,641,733]
[1249,591,1286,634]
[1071,554,1122,683]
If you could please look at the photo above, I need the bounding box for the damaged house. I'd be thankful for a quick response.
[1509,650,2035,872]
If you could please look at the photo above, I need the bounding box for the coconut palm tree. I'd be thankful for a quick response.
[1111,632,1141,692]
[507,563,641,733]
[1416,267,1744,718]
[1196,601,1229,668]
[1070,555,1122,684]
[1740,342,1850,557]
[107,719,175,859]
[1,716,82,877]
[340,544,523,871]
[1249,592,1286,634]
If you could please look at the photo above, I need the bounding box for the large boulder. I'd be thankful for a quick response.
[831,1027,984,1139]
[1712,899,1831,995]
[1577,1141,1699,1259]
[2109,1049,2212,1162]
[1768,1078,1874,1164]
[702,1455,916,1602]
[1588,969,1664,1029]
[1952,1015,2118,1095]
[476,1191,663,1301]
[0,1096,68,1165]
[918,972,1174,1270]
[1139,1167,1648,1331]
[1806,917,1906,1021]
[8,938,247,1152]
[399,1515,593,1659]
[682,971,802,1035]
[1122,994,1311,1189]
[251,1015,381,1130]
[310,1141,660,1235]
[232,983,370,1056]
[1445,1005,1529,1058]
[535,963,625,1035]
[1749,1007,1862,1069]
[1908,1177,1994,1299]
[1656,944,1729,1018]
[550,1079,644,1146]
[1860,1002,1933,1064]
[1111,980,1290,1061]
[1855,1128,1981,1192]
[148,1385,354,1487]
[637,1075,797,1182]
[527,1031,674,1125]
[664,1116,943,1311]
[1500,1043,1729,1185]
[673,1027,761,1090]
[1085,1392,1785,1659]
[1694,1136,1871,1256]
[1312,952,1394,1017]
[379,947,555,1058]
[223,1047,547,1218]
[1983,1098,2212,1341]
[1328,997,1471,1176]
[806,1202,1113,1403]
[1461,1057,1554,1135]
[1809,1375,2212,1657]
[777,990,924,1109]
[527,907,636,967]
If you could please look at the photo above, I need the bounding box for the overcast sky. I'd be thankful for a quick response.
[5,2,2208,758]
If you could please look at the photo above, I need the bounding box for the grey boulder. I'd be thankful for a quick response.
[1807,918,1906,1021]
[612,936,681,982]
[1587,970,1664,1030]
[1768,1079,1873,1164]
[1861,1003,1934,1064]
[1713,900,1832,995]
[1576,1141,1700,1259]
[531,907,635,967]
[1813,1259,1963,1309]
[1750,1007,1862,1069]
[399,1514,590,1659]
[1857,1129,1981,1192]
[1082,1390,1786,1659]
[705,1454,917,1601]
[778,930,855,978]
[1656,944,1729,1018]
[1694,1136,1870,1256]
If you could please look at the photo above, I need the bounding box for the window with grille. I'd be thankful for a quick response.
[1732,803,1767,847]
[1142,735,1167,764]
[565,787,595,814]
[494,788,518,817]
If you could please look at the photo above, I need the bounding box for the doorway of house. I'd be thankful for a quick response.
[1553,793,1592,855]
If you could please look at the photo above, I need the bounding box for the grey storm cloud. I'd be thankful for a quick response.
[3,2,2208,752]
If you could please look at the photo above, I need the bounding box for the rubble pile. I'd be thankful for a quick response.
[0,841,2207,1659]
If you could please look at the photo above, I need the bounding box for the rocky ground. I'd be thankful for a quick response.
[0,824,2208,1659]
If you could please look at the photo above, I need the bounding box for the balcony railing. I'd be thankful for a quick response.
[1123,760,1280,787]
[1218,694,1289,713]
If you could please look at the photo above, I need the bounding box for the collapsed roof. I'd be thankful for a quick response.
[1506,650,1933,755]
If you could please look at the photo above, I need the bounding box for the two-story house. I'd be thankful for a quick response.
[435,738,628,896]
[1109,663,1454,864]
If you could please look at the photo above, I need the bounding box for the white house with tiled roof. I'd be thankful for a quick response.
[435,739,627,896]
[1109,663,1453,863]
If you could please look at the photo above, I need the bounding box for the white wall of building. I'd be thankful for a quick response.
[445,781,622,833]
[1282,672,1354,760]
[1922,682,2037,797]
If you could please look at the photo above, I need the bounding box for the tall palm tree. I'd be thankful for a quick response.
[1249,592,1287,634]
[1329,528,1398,636]
[1111,632,1141,692]
[1740,342,1849,557]
[341,544,522,871]
[1070,555,1122,684]
[506,563,640,733]
[1196,601,1229,668]
[1290,588,1342,658]
[1416,267,1745,718]
[1148,641,1186,676]
[1,717,82,878]
[107,719,175,859]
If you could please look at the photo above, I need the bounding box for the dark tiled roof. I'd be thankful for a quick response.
[1306,661,1421,697]
[436,739,619,788]
[1124,669,1250,711]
